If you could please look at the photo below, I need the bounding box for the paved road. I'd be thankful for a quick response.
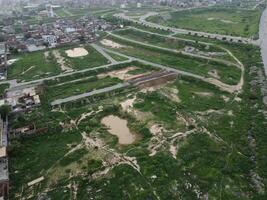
[50,43,243,106]
[101,46,241,93]
[3,60,132,90]
[259,7,267,76]
[91,43,117,64]
[51,82,129,106]
[108,31,240,68]
[114,12,259,46]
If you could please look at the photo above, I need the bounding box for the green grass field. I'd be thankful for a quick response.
[44,76,122,102]
[147,8,261,37]
[7,51,61,82]
[0,83,9,97]
[113,28,235,61]
[10,50,267,198]
[101,35,241,85]
[7,8,267,200]
[59,45,109,70]
[7,45,109,82]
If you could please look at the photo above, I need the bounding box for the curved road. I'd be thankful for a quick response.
[114,12,259,46]
[100,46,242,93]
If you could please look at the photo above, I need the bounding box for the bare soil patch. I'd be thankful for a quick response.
[65,47,89,58]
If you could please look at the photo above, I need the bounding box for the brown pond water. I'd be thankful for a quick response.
[101,115,135,145]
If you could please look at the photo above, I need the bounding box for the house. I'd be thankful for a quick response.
[5,84,42,112]
[42,35,57,47]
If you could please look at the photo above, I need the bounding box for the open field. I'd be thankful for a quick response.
[147,8,262,37]
[40,61,157,104]
[7,6,267,200]
[44,76,122,103]
[100,36,241,85]
[59,45,109,70]
[7,51,61,82]
[114,28,235,62]
[7,45,109,82]
[9,40,267,198]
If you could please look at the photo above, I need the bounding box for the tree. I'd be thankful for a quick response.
[0,105,11,120]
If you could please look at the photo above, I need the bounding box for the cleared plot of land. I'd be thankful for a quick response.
[7,51,61,82]
[100,36,241,85]
[59,45,109,70]
[147,8,261,37]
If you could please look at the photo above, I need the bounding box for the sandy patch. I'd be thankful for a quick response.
[228,110,234,116]
[120,96,137,112]
[100,39,125,49]
[208,70,220,79]
[234,96,242,102]
[196,109,224,116]
[21,66,35,75]
[53,50,73,72]
[7,58,19,65]
[65,47,88,58]
[120,96,151,121]
[194,92,213,97]
[98,66,139,80]
[160,87,180,103]
[207,17,236,24]
[221,19,236,24]
[207,17,215,21]
[222,95,230,102]
[169,145,177,159]
[44,51,49,61]
[149,124,164,136]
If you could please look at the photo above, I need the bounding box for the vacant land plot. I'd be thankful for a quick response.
[147,8,261,37]
[114,28,234,61]
[101,36,241,85]
[7,51,61,82]
[8,17,267,200]
[59,45,109,70]
[44,76,122,102]
[10,58,264,199]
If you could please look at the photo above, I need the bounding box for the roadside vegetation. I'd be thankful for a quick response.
[101,35,241,85]
[7,50,61,82]
[8,8,267,200]
[147,7,261,37]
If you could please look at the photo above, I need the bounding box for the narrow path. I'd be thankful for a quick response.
[51,83,129,106]
[91,43,117,64]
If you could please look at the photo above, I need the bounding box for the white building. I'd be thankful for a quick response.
[42,35,57,47]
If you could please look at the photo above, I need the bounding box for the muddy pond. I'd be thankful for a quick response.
[101,115,135,145]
